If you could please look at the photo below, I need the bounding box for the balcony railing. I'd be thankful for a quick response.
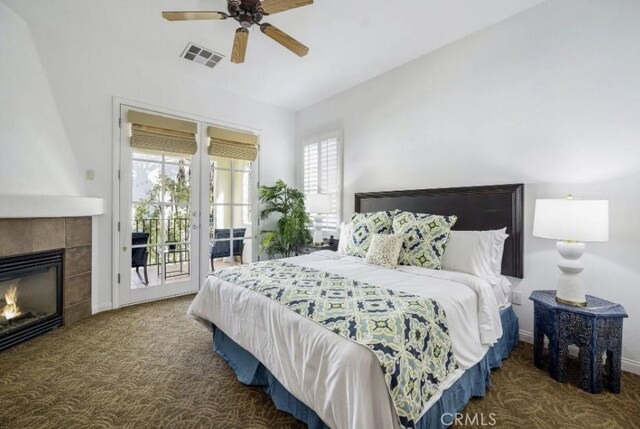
[132,218,190,267]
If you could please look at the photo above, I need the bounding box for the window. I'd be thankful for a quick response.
[302,133,341,231]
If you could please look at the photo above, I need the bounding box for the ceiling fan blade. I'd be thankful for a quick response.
[231,28,249,64]
[260,0,313,15]
[260,24,309,57]
[162,11,227,21]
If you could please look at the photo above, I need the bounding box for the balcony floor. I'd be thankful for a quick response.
[131,258,244,289]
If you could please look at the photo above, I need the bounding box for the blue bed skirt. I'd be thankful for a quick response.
[212,305,519,429]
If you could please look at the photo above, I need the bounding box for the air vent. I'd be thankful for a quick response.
[181,43,224,68]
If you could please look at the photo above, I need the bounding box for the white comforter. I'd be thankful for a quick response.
[188,251,503,429]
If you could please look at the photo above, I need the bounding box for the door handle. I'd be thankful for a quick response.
[192,225,199,230]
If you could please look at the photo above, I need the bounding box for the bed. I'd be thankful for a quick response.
[189,184,524,429]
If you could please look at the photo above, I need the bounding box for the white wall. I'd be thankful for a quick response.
[6,4,296,312]
[296,0,640,372]
[0,3,84,196]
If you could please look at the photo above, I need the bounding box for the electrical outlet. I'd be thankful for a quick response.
[512,291,522,305]
[85,169,95,181]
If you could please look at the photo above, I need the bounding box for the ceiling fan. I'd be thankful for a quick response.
[162,0,313,64]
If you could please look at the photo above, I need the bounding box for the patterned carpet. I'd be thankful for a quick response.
[1,295,638,429]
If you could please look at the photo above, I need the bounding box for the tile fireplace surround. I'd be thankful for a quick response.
[0,218,92,325]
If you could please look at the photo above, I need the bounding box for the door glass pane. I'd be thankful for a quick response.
[133,151,162,162]
[233,238,250,266]
[131,203,162,246]
[232,159,252,172]
[131,245,162,289]
[132,160,162,202]
[165,205,191,244]
[165,242,191,284]
[210,205,232,231]
[211,156,232,170]
[233,171,250,202]
[212,169,232,204]
[165,153,192,165]
[163,162,191,204]
[209,205,232,270]
[232,206,252,237]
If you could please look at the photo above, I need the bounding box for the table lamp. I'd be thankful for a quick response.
[533,196,609,306]
[306,194,332,245]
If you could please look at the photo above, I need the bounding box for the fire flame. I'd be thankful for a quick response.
[1,285,21,320]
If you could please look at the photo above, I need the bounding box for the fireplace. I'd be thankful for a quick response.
[0,250,63,352]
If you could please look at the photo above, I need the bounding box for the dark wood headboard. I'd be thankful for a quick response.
[355,184,524,278]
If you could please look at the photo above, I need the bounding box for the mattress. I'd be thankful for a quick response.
[189,251,504,429]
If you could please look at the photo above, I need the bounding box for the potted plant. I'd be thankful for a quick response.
[259,180,312,258]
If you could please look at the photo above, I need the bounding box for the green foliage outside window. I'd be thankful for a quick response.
[133,159,190,265]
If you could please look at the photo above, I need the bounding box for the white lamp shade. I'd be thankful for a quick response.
[306,194,332,214]
[533,198,609,242]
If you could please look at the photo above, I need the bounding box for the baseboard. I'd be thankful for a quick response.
[94,302,113,313]
[621,357,640,375]
[519,329,640,375]
[120,291,195,307]
[519,329,534,344]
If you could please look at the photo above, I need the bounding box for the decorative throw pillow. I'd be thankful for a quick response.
[364,234,404,268]
[392,211,457,269]
[442,228,508,284]
[344,211,395,258]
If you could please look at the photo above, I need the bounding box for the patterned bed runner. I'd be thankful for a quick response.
[212,260,458,428]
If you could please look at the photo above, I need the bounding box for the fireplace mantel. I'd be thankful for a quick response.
[0,195,104,218]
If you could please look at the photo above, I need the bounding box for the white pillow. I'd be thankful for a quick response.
[364,234,404,268]
[442,228,508,284]
[337,221,352,255]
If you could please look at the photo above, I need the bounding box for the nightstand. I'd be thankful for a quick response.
[295,240,338,256]
[529,290,628,393]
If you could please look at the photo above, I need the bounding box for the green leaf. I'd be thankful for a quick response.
[259,179,312,258]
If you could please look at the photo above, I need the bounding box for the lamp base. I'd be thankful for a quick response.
[313,231,324,246]
[555,241,587,307]
[313,216,324,246]
[555,296,587,307]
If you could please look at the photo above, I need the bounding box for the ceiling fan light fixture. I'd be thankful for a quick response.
[239,14,254,28]
[163,0,313,63]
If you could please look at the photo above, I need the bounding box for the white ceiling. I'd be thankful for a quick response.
[4,0,546,111]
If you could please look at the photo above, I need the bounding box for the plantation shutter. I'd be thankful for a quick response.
[303,135,340,231]
[303,142,319,195]
[127,111,197,155]
[208,126,258,161]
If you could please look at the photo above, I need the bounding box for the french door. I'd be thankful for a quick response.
[117,105,259,306]
[118,105,200,305]
[205,149,255,273]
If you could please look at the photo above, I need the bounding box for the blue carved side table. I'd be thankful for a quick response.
[529,290,628,393]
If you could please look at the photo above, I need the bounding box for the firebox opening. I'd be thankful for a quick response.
[0,250,63,351]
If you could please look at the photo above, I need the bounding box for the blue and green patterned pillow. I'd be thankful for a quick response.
[345,211,395,258]
[393,211,458,269]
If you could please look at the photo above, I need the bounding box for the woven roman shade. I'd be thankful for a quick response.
[208,126,258,161]
[128,111,197,155]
